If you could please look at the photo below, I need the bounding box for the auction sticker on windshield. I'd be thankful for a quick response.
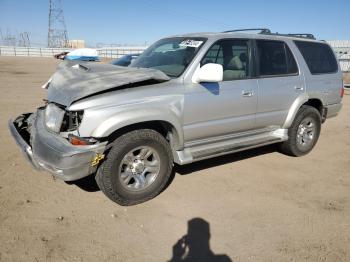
[179,40,203,48]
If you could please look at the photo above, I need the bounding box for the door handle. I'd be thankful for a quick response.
[242,90,253,97]
[294,86,304,91]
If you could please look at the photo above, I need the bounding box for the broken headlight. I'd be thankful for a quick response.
[44,103,84,133]
[45,103,65,133]
[60,110,84,132]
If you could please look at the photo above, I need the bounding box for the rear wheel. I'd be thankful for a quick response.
[279,105,321,156]
[96,129,173,206]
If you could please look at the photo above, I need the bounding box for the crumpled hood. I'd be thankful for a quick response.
[47,61,170,106]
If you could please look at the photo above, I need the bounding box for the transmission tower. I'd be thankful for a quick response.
[19,32,31,47]
[3,29,16,46]
[47,0,69,47]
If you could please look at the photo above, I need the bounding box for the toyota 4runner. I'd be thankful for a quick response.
[9,29,344,205]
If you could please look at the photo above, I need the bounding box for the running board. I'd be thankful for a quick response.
[174,128,288,165]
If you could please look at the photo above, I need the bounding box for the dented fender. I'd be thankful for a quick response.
[92,107,184,150]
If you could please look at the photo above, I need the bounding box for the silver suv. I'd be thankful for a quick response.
[9,29,344,205]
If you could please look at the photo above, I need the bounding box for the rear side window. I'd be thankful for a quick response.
[294,41,338,74]
[257,40,298,76]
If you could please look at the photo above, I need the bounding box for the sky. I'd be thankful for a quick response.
[0,0,349,47]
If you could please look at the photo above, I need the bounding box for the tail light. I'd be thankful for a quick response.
[340,86,344,98]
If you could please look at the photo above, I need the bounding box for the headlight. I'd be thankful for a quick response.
[45,103,65,133]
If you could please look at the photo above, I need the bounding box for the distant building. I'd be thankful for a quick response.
[328,40,350,72]
[67,40,85,49]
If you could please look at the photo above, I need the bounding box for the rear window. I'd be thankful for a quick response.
[294,41,338,74]
[257,40,298,76]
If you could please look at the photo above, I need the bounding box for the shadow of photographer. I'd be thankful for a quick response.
[169,218,232,262]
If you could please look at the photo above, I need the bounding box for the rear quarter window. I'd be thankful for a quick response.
[294,41,338,74]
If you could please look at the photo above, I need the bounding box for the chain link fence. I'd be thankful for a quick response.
[0,43,349,72]
[0,46,147,59]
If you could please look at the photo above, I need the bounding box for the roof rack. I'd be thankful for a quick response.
[222,28,316,40]
[222,28,271,34]
[263,32,316,40]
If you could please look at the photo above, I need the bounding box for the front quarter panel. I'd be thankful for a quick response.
[75,92,185,150]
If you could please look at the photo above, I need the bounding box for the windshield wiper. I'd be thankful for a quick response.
[165,73,178,77]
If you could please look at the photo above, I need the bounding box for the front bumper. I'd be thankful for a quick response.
[8,109,107,181]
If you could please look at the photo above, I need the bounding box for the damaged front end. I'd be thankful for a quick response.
[9,106,107,181]
[46,61,170,106]
[9,61,171,181]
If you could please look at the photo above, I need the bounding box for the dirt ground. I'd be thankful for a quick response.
[0,56,350,262]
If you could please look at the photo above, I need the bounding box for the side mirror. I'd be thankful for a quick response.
[192,63,223,83]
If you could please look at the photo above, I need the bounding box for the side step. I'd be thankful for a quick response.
[174,128,288,165]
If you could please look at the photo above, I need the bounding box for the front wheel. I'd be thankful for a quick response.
[96,129,173,206]
[279,105,321,157]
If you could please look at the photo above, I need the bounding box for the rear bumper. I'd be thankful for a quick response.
[8,110,106,181]
[326,102,342,119]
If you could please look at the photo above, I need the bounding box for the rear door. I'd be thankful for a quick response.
[255,39,304,129]
[183,39,258,142]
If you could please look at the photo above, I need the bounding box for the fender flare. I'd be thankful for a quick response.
[282,93,310,128]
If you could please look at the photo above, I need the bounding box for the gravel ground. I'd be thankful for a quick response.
[1,56,350,262]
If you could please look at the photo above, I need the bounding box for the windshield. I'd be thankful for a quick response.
[130,37,207,77]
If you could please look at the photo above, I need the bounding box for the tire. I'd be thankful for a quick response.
[95,129,173,206]
[279,105,321,157]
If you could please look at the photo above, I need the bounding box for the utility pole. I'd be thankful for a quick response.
[47,0,68,47]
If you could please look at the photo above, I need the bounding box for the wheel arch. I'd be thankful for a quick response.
[303,98,324,116]
[92,108,184,150]
[105,120,182,150]
[283,94,324,128]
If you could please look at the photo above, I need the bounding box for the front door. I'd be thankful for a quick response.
[183,39,258,143]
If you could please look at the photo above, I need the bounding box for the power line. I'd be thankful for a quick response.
[1,28,17,46]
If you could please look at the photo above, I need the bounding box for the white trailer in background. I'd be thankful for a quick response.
[328,40,350,72]
[65,48,99,61]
